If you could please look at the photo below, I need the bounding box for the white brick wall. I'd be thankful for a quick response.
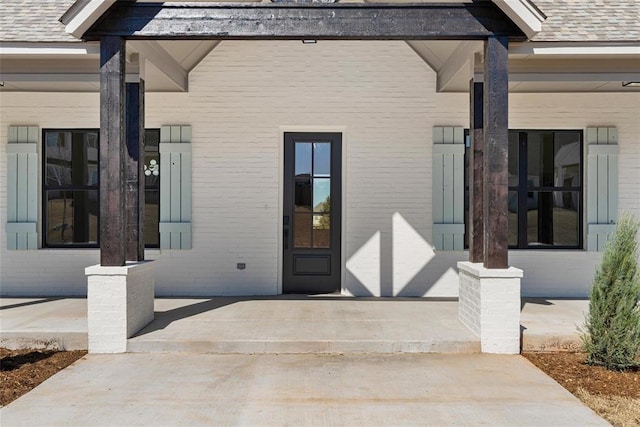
[458,262,523,354]
[1,41,639,297]
[86,261,154,353]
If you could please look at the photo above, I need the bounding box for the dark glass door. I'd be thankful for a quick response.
[283,133,342,293]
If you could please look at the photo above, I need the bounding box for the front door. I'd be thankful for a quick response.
[283,132,342,293]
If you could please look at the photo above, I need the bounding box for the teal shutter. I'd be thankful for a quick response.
[586,127,618,251]
[159,125,192,249]
[6,126,39,250]
[432,126,465,250]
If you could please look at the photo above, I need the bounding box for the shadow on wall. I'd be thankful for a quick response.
[345,212,461,297]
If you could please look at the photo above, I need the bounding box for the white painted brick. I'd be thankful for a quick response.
[1,41,639,298]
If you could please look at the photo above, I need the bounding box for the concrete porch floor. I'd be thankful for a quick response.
[0,296,588,353]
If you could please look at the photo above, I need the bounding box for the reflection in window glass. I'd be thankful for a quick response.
[294,212,312,248]
[45,190,98,245]
[295,143,312,176]
[313,178,331,213]
[465,130,582,250]
[313,142,331,177]
[295,175,312,212]
[313,214,330,248]
[143,129,161,247]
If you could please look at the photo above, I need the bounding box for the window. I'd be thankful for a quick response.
[144,129,160,248]
[43,129,160,248]
[465,130,583,249]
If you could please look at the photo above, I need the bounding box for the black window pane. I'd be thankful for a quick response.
[508,190,518,247]
[554,132,582,187]
[144,129,160,151]
[527,191,579,247]
[508,131,519,187]
[144,154,160,187]
[527,132,555,188]
[144,189,160,247]
[553,191,580,246]
[45,132,73,187]
[45,190,98,245]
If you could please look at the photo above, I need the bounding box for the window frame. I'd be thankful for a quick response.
[464,129,584,250]
[42,128,161,249]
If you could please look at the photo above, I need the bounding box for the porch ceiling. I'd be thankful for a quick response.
[1,39,638,93]
[408,39,640,93]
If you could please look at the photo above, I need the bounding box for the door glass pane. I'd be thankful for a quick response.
[313,214,330,248]
[45,190,98,245]
[295,142,312,176]
[554,132,581,187]
[313,178,331,213]
[313,142,331,177]
[295,175,312,212]
[508,190,518,246]
[294,213,312,248]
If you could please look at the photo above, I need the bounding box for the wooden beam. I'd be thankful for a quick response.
[129,41,188,91]
[100,36,126,266]
[482,36,509,269]
[469,78,484,263]
[437,41,481,92]
[125,80,145,261]
[84,3,526,41]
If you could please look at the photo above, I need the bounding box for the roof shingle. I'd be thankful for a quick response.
[1,0,78,43]
[532,0,640,42]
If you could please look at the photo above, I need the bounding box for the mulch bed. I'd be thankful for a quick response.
[523,352,639,399]
[0,348,86,407]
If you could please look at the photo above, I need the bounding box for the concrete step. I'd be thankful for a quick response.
[0,332,87,351]
[127,337,481,354]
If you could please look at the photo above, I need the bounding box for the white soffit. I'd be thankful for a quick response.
[510,42,640,58]
[492,0,545,40]
[0,42,100,58]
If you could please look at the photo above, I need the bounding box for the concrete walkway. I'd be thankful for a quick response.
[0,353,607,426]
[0,297,588,353]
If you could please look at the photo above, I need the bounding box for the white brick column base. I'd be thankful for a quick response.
[457,261,523,354]
[86,261,155,353]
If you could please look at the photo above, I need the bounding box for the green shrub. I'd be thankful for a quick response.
[581,212,640,371]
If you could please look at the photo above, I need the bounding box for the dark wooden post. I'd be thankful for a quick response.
[125,80,146,261]
[482,36,509,269]
[469,78,484,263]
[100,36,127,266]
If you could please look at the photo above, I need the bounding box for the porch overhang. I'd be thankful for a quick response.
[73,2,529,42]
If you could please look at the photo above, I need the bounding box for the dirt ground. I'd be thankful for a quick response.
[0,348,86,407]
[523,352,640,427]
[1,347,638,425]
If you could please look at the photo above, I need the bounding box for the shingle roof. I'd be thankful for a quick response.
[0,0,78,43]
[0,0,639,43]
[532,0,640,42]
